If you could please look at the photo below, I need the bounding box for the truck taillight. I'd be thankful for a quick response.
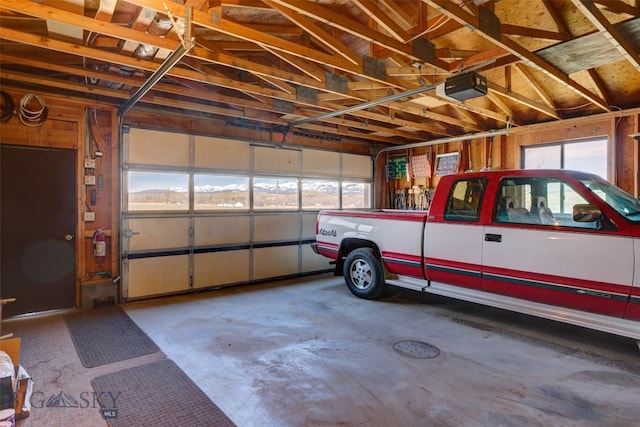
[315,215,320,234]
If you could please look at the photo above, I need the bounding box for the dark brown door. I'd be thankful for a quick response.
[1,145,76,317]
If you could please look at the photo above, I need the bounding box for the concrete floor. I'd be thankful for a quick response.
[6,273,640,426]
[119,274,640,427]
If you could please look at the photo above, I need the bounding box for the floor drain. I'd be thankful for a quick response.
[393,340,440,359]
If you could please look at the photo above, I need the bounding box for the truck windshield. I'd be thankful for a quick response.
[580,176,640,221]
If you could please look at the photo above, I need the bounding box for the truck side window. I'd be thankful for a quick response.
[444,178,486,222]
[494,177,607,229]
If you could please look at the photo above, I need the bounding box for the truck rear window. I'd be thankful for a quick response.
[443,178,486,222]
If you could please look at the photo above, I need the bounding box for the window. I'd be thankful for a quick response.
[495,176,597,228]
[342,182,371,209]
[444,178,486,221]
[128,171,189,211]
[253,177,299,210]
[301,179,339,210]
[194,174,249,210]
[523,138,607,179]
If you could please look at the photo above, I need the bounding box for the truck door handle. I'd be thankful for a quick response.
[485,233,502,242]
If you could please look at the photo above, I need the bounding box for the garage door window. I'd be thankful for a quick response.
[128,171,189,211]
[194,174,249,211]
[342,182,371,209]
[302,179,339,210]
[253,177,299,210]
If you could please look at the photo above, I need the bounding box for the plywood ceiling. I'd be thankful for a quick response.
[1,0,639,147]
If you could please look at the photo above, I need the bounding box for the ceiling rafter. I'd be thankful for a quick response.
[486,91,520,125]
[377,0,416,29]
[501,24,564,41]
[0,63,418,144]
[126,0,410,89]
[264,0,450,71]
[585,69,612,108]
[0,1,361,105]
[0,37,465,141]
[260,0,362,66]
[541,0,570,41]
[351,0,409,43]
[427,0,611,113]
[1,0,638,149]
[0,27,307,106]
[570,0,640,72]
[513,63,560,118]
[592,0,640,16]
[489,81,559,120]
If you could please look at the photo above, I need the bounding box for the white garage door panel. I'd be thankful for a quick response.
[254,146,299,173]
[128,129,189,166]
[194,136,250,170]
[253,246,298,279]
[342,153,371,178]
[127,218,190,251]
[254,215,299,241]
[302,149,339,176]
[128,255,189,298]
[194,216,250,246]
[123,128,370,299]
[194,251,250,288]
[301,244,331,272]
[302,213,317,239]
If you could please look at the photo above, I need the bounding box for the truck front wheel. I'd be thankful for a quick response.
[343,248,386,299]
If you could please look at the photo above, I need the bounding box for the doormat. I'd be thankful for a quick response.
[65,305,160,368]
[92,359,236,427]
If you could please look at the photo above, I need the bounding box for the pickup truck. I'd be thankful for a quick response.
[313,169,640,344]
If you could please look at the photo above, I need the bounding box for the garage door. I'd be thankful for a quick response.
[121,128,371,299]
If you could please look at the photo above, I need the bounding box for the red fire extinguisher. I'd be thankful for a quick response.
[93,227,107,262]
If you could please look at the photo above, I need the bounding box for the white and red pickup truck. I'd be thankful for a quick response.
[313,169,640,344]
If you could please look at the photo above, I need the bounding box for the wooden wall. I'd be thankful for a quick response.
[1,88,639,306]
[376,109,640,209]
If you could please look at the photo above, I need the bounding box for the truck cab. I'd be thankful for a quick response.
[315,169,640,342]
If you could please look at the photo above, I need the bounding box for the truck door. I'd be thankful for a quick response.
[424,177,487,291]
[482,176,633,317]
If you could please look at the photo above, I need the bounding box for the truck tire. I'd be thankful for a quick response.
[343,247,386,300]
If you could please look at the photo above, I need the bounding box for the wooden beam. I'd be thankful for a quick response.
[126,0,412,88]
[501,24,564,41]
[487,91,521,125]
[592,0,640,16]
[570,0,640,72]
[261,0,361,65]
[513,63,560,118]
[448,46,511,73]
[586,69,612,107]
[264,0,449,71]
[351,0,409,43]
[427,0,611,112]
[489,82,560,120]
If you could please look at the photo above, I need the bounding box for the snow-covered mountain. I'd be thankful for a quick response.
[137,181,366,194]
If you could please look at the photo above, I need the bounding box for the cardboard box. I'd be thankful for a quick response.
[0,338,31,419]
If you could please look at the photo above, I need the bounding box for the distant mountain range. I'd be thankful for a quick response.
[134,182,366,194]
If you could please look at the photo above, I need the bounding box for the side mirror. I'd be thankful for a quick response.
[573,204,602,222]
